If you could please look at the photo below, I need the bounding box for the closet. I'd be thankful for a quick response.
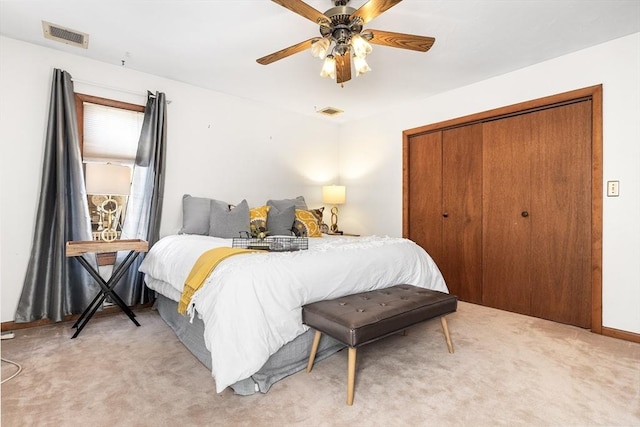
[403,88,601,329]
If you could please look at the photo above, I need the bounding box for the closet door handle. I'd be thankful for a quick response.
[442,212,449,218]
[521,211,529,218]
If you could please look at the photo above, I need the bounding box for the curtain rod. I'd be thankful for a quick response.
[72,78,172,104]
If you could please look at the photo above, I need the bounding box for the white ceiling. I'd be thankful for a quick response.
[1,0,639,123]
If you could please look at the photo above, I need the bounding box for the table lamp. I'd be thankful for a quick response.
[85,163,131,242]
[322,185,346,234]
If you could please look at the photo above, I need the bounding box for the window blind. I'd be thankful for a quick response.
[82,102,144,164]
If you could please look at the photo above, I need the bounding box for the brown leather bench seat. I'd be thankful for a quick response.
[302,284,457,405]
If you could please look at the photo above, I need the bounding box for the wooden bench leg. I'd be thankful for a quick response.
[306,330,322,373]
[440,316,454,353]
[347,347,357,406]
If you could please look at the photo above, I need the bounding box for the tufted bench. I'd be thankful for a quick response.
[302,284,457,405]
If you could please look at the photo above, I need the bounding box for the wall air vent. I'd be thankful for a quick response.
[317,107,344,117]
[42,21,89,49]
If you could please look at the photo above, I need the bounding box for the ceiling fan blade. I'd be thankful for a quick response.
[271,0,330,26]
[351,0,403,24]
[336,53,352,84]
[367,29,435,52]
[257,38,317,65]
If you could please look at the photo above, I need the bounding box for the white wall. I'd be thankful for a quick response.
[0,36,339,322]
[339,33,640,334]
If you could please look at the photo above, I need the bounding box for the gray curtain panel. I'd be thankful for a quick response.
[112,91,167,305]
[15,69,97,323]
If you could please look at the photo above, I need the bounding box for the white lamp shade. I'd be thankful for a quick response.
[85,163,132,195]
[322,185,346,205]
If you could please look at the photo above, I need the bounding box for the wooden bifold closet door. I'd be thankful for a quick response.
[483,101,592,327]
[406,125,483,305]
[441,125,483,304]
[404,97,593,328]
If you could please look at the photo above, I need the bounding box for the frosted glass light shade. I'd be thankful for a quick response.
[85,163,131,195]
[322,185,346,205]
[351,34,372,58]
[354,55,371,76]
[311,38,331,59]
[320,55,336,79]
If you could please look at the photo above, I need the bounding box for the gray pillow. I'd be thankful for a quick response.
[180,194,212,235]
[266,204,296,236]
[209,199,250,238]
[266,196,308,211]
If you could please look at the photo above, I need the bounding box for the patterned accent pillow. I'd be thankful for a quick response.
[309,207,324,224]
[250,205,270,236]
[309,207,328,234]
[292,208,324,237]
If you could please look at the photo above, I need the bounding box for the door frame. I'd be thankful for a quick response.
[402,85,603,334]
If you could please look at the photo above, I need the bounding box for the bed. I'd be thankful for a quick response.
[139,232,447,395]
[138,194,447,394]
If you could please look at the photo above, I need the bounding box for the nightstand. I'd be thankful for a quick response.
[65,239,148,338]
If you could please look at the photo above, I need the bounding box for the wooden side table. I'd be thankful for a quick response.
[66,239,148,338]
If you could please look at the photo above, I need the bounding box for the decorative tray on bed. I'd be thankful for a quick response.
[232,236,308,252]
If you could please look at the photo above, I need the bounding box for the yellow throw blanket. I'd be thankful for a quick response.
[178,247,257,314]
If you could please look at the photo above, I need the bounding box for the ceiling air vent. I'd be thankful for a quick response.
[42,21,89,49]
[317,107,344,117]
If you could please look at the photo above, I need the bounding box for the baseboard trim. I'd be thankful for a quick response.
[1,302,154,332]
[5,303,637,344]
[601,326,640,344]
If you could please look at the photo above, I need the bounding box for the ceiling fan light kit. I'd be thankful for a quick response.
[258,0,435,85]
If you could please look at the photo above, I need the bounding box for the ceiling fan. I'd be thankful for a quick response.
[257,0,435,85]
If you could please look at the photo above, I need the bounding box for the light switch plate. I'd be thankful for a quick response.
[607,181,620,197]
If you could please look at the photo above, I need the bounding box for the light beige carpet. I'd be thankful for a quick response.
[1,302,639,426]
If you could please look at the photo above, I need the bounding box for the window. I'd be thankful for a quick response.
[75,94,144,245]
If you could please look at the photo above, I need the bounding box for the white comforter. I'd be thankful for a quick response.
[139,234,447,393]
